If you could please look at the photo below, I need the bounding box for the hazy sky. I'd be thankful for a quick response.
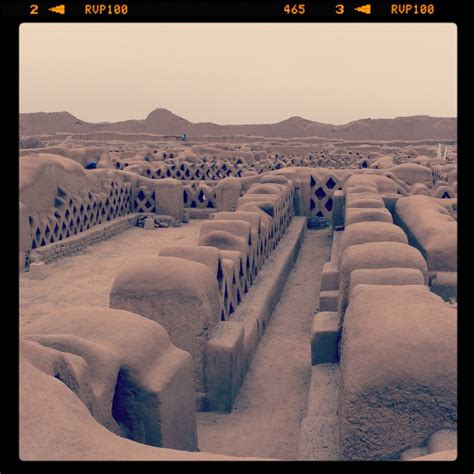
[20,23,456,125]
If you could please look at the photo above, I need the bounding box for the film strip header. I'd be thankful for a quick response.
[1,1,457,20]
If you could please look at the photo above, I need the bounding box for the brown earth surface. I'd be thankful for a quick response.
[20,108,456,140]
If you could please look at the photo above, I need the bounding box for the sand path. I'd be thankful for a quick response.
[196,229,332,460]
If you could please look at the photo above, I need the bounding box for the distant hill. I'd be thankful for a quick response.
[20,108,457,140]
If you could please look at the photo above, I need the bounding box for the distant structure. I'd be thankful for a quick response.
[436,143,450,161]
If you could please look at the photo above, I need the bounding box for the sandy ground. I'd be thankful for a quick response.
[196,229,332,460]
[19,220,201,327]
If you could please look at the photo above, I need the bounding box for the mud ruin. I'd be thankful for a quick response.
[19,134,457,461]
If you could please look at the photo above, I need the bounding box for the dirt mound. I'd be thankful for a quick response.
[20,108,457,140]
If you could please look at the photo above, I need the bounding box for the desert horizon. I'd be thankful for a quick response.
[21,108,457,125]
[20,23,457,125]
[20,108,457,141]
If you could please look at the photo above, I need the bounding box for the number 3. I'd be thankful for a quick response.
[336,4,344,14]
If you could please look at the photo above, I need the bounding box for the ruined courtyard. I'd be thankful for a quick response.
[19,129,457,461]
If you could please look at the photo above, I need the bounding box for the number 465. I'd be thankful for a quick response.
[284,4,305,14]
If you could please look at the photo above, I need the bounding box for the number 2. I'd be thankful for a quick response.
[30,4,39,14]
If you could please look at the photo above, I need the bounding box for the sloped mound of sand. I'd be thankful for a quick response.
[20,109,457,140]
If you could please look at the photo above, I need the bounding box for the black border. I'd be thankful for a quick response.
[3,0,470,470]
